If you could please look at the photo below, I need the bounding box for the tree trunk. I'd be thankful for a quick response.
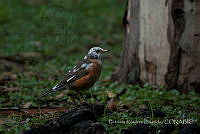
[112,0,200,93]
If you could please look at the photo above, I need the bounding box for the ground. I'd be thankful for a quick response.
[0,0,199,134]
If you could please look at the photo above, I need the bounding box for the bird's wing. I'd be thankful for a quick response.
[40,59,92,98]
[64,59,92,82]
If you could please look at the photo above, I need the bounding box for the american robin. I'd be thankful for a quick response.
[40,47,110,98]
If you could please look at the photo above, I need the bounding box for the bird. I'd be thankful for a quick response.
[40,47,110,98]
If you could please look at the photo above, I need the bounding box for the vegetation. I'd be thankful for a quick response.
[0,0,199,134]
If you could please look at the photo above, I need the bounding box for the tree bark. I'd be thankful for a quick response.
[112,0,141,84]
[112,0,200,93]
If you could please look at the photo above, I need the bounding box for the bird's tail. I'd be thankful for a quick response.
[39,88,55,98]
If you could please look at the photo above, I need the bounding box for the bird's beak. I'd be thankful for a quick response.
[102,49,110,53]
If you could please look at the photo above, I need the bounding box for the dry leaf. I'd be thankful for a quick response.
[0,87,20,94]
[107,98,117,111]
[55,93,64,99]
[0,119,5,125]
[0,52,43,65]
[0,72,17,81]
[139,104,148,110]
[0,118,15,125]
[121,104,130,110]
[30,41,41,46]
[5,87,20,92]
[19,52,42,58]
[105,91,116,98]
[22,102,32,109]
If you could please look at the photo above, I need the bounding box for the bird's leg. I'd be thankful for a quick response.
[89,89,96,113]
[89,89,97,104]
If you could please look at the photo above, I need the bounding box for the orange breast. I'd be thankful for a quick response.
[72,59,102,90]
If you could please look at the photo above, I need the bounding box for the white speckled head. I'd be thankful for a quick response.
[86,47,110,59]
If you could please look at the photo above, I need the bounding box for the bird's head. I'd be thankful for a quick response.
[85,47,110,59]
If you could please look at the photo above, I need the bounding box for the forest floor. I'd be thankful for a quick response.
[0,0,199,134]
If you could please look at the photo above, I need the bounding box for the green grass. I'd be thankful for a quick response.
[0,0,199,134]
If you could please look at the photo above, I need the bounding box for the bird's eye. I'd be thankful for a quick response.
[96,50,100,53]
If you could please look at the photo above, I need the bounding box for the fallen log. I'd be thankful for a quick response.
[0,107,69,116]
[20,103,106,134]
